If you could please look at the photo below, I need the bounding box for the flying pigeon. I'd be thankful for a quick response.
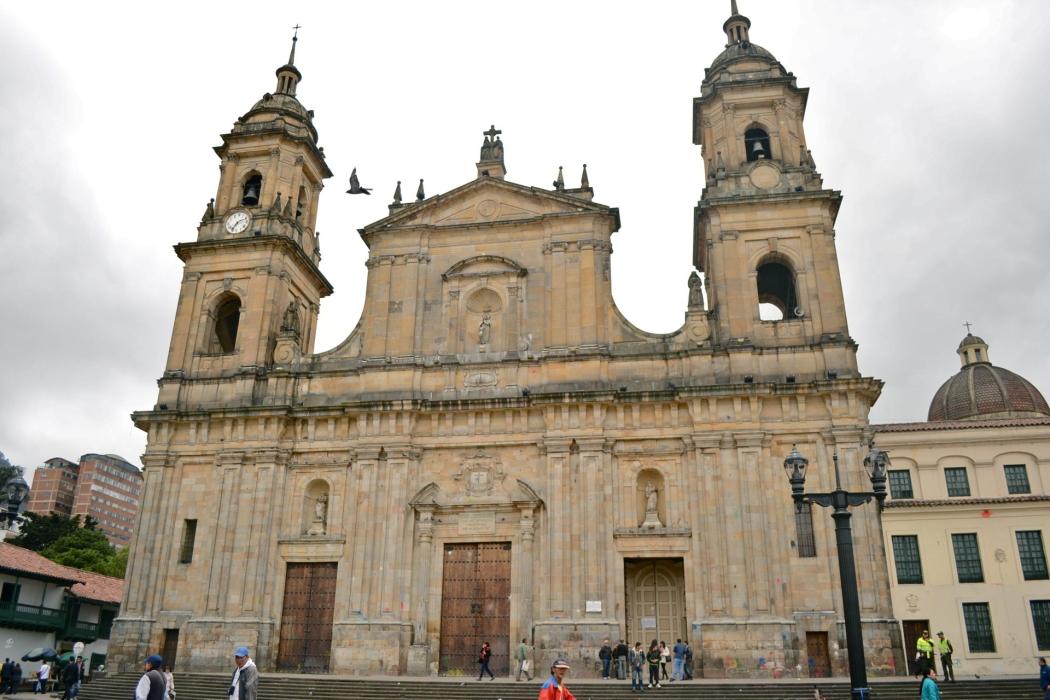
[346,168,372,195]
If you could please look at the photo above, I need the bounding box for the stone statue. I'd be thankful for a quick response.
[307,493,328,536]
[478,314,492,345]
[642,482,663,528]
[491,137,504,161]
[519,332,533,352]
[480,136,493,161]
[281,301,301,335]
[688,271,703,309]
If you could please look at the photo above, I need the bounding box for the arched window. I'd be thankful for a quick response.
[241,173,262,206]
[745,127,771,162]
[756,259,800,321]
[213,295,241,353]
[295,185,308,221]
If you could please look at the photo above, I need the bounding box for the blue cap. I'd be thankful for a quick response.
[234,647,249,658]
[144,655,163,667]
[552,658,571,669]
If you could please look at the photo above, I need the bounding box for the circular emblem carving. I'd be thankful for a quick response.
[477,199,499,218]
[274,345,295,364]
[748,163,780,190]
[687,321,710,342]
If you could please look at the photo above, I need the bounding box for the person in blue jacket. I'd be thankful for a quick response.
[1039,657,1050,699]
[919,666,941,700]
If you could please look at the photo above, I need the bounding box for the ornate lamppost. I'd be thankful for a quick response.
[783,442,889,700]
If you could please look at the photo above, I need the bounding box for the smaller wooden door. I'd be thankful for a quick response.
[902,620,929,675]
[805,632,831,678]
[277,562,337,672]
[161,629,179,670]
[439,542,511,675]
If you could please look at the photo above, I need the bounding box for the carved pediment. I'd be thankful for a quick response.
[443,255,526,281]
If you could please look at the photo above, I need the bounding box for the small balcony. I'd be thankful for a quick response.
[0,599,65,632]
[62,617,100,642]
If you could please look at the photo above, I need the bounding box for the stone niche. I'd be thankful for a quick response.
[441,255,527,354]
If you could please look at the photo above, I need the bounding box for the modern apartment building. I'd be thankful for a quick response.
[25,457,79,517]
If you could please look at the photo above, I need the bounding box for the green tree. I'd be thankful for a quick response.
[98,546,129,578]
[10,512,85,551]
[41,527,116,574]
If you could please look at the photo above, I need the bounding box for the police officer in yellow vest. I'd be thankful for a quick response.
[936,631,954,682]
[915,630,936,676]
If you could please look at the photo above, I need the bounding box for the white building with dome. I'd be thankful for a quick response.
[875,333,1050,676]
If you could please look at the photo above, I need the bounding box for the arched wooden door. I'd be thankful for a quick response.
[624,559,686,646]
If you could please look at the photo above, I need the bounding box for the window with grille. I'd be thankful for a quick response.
[962,602,995,653]
[945,467,971,497]
[1005,465,1031,495]
[1031,601,1050,650]
[1017,531,1049,580]
[891,535,923,584]
[794,502,816,558]
[888,470,914,499]
[952,533,984,583]
[179,519,198,564]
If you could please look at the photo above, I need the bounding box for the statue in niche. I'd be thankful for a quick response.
[307,493,328,536]
[519,332,533,352]
[281,301,301,335]
[642,482,663,528]
[478,313,492,345]
[688,271,703,309]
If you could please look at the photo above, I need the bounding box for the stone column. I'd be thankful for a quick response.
[207,451,243,616]
[543,439,572,617]
[518,506,536,638]
[411,507,436,640]
[577,439,608,614]
[348,447,381,616]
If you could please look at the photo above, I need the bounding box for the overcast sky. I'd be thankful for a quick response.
[1,1,1048,480]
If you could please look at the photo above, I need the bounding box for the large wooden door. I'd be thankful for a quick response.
[805,631,831,677]
[625,559,686,646]
[161,629,179,670]
[277,562,337,672]
[902,619,929,675]
[439,542,511,676]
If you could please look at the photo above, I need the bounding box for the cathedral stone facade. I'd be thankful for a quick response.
[111,7,904,678]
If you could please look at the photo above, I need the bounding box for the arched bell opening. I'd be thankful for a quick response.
[241,172,263,207]
[756,258,801,321]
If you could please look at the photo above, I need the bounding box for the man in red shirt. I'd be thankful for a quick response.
[538,658,575,700]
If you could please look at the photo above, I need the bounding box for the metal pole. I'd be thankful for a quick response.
[832,501,869,700]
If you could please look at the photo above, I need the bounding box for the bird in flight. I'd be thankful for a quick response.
[346,168,372,195]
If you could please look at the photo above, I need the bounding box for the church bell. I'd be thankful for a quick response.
[242,182,260,206]
[751,141,766,159]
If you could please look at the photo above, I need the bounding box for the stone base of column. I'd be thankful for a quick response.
[330,621,413,675]
[406,644,430,676]
[531,619,622,678]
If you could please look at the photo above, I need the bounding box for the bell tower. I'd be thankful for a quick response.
[693,2,856,377]
[157,30,333,408]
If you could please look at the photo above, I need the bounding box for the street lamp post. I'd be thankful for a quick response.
[783,443,889,700]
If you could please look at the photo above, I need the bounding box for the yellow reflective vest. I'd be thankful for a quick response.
[916,637,935,657]
[938,638,953,654]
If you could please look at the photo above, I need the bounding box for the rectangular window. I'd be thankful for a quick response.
[952,533,984,583]
[962,602,996,653]
[1005,465,1031,495]
[0,582,19,604]
[178,519,197,564]
[945,467,971,497]
[1032,601,1050,650]
[891,535,923,584]
[888,470,914,499]
[794,502,816,558]
[1017,531,1049,580]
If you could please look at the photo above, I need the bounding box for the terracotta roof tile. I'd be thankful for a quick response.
[885,495,1050,508]
[0,542,123,605]
[873,416,1050,433]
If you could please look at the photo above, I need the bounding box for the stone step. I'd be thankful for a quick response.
[77,673,1043,700]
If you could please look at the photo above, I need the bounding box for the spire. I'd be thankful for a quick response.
[724,0,751,45]
[957,325,991,367]
[275,25,303,96]
[553,166,564,191]
[580,164,590,189]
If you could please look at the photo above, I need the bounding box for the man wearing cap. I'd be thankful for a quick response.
[915,630,936,677]
[936,632,954,683]
[135,655,166,700]
[230,647,258,700]
[538,658,575,700]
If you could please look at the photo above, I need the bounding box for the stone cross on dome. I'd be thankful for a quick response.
[477,125,507,179]
[963,321,973,334]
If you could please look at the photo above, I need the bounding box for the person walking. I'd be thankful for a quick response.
[646,640,662,689]
[2,658,12,695]
[1040,657,1050,700]
[629,642,645,693]
[671,638,686,681]
[614,640,629,680]
[915,630,936,676]
[538,658,575,700]
[515,638,533,682]
[229,647,257,700]
[683,640,694,680]
[135,655,166,700]
[34,660,50,694]
[60,657,80,700]
[919,667,941,700]
[935,632,954,682]
[599,639,613,680]
[477,641,495,681]
[162,664,175,698]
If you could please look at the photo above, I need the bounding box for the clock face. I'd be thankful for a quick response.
[225,210,251,234]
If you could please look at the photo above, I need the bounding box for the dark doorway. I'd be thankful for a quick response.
[624,558,686,647]
[161,629,179,671]
[805,631,831,677]
[277,562,337,672]
[439,542,511,676]
[902,619,930,675]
